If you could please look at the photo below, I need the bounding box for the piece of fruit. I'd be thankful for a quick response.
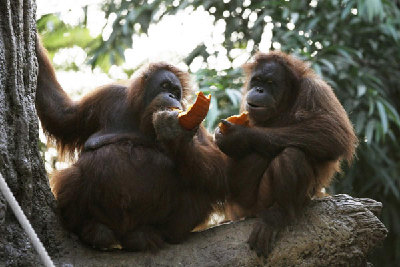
[178,91,211,130]
[219,111,249,134]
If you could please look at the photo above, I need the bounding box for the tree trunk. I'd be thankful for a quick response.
[0,0,65,266]
[0,1,388,267]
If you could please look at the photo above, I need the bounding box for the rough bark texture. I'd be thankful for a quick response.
[0,1,66,266]
[53,194,387,267]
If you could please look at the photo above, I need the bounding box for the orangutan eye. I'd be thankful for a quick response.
[161,81,170,89]
[252,76,262,83]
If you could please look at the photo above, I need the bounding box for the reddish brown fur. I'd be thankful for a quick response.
[128,62,191,113]
[36,37,227,251]
[242,51,356,163]
[216,51,357,256]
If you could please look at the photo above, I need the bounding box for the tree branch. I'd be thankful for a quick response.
[55,194,387,267]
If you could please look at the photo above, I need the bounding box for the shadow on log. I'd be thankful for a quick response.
[56,194,387,267]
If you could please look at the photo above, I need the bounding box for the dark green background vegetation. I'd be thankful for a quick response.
[37,0,400,265]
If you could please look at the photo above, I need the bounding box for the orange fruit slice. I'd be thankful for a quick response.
[178,91,211,130]
[219,112,249,134]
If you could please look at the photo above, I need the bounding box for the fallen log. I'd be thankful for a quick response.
[56,194,387,267]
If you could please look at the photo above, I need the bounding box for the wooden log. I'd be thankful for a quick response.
[55,194,387,267]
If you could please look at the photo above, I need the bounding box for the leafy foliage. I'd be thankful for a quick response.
[195,68,244,131]
[37,13,97,52]
[37,13,101,70]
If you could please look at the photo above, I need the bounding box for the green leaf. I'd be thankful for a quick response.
[382,172,400,199]
[225,88,242,107]
[376,101,388,134]
[319,58,336,74]
[312,63,322,77]
[380,99,400,128]
[306,17,320,31]
[355,111,366,134]
[365,119,376,144]
[368,96,375,116]
[380,23,399,41]
[341,2,353,20]
[205,95,219,131]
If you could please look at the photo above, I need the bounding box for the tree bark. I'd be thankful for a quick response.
[0,0,65,266]
[0,1,388,267]
[53,194,387,267]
